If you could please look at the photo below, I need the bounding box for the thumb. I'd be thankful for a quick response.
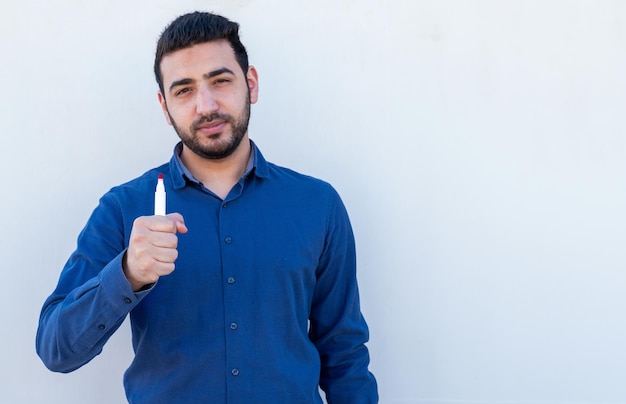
[176,220,188,234]
[166,213,188,234]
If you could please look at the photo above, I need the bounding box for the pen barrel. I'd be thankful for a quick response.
[154,191,166,216]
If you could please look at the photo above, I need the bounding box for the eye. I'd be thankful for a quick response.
[214,78,231,85]
[175,88,192,96]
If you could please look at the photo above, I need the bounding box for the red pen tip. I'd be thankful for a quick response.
[158,173,163,179]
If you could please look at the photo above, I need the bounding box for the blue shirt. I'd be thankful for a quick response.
[36,141,378,403]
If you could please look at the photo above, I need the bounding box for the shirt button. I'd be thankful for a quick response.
[231,368,239,376]
[224,237,232,244]
[222,203,229,208]
[98,324,106,330]
[230,322,238,330]
[227,277,235,284]
[124,297,132,304]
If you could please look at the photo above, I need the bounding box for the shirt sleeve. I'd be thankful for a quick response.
[309,186,379,403]
[36,192,149,373]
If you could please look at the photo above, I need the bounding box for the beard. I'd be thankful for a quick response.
[168,94,251,160]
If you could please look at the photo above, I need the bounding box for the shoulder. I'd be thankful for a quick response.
[98,163,170,215]
[265,162,339,198]
[261,162,348,221]
[252,143,344,211]
[76,162,172,242]
[108,163,169,194]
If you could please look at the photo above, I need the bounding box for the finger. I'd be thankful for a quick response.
[152,246,179,265]
[132,216,175,234]
[145,216,180,233]
[151,248,178,275]
[176,220,188,234]
[167,213,188,234]
[150,233,179,249]
[151,260,176,277]
[166,212,185,223]
[130,248,177,275]
[137,260,175,279]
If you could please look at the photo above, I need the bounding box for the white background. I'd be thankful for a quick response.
[2,0,625,403]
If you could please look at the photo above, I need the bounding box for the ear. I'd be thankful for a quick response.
[158,91,173,126]
[246,66,259,104]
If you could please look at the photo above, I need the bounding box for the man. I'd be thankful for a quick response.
[36,11,378,403]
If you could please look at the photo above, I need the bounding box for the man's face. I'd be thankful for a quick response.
[158,40,258,160]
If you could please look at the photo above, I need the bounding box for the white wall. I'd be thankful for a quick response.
[2,0,625,403]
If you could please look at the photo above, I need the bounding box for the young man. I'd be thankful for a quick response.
[37,11,378,403]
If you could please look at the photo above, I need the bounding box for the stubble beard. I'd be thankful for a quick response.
[168,95,251,160]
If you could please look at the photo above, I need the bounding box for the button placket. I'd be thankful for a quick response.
[221,197,243,386]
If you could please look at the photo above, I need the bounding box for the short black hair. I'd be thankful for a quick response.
[154,11,249,94]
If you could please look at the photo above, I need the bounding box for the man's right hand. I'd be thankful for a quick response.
[123,213,188,291]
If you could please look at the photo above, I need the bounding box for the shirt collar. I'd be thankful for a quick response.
[169,140,269,190]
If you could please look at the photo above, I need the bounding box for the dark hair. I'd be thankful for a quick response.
[154,11,249,94]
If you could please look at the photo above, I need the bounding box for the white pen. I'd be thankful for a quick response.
[154,173,166,216]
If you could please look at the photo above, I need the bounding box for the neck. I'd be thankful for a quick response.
[180,135,251,199]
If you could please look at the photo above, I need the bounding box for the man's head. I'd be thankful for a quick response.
[155,12,259,161]
[154,12,249,96]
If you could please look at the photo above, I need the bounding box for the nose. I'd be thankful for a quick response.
[196,86,218,115]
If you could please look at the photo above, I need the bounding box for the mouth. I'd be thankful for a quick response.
[195,120,227,136]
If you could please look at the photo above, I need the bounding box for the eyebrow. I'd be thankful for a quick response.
[204,67,235,80]
[168,67,236,93]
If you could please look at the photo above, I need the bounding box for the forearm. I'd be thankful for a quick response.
[36,252,144,372]
[314,299,378,403]
[311,189,378,403]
